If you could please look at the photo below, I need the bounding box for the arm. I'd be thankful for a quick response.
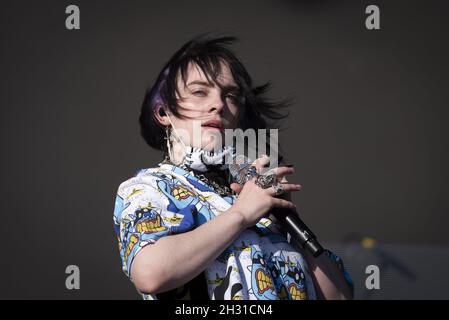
[278,173,354,300]
[302,247,354,300]
[131,206,247,295]
[120,164,298,296]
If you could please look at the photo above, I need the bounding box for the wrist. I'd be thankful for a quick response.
[226,206,249,230]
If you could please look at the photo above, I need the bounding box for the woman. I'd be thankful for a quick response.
[113,34,354,300]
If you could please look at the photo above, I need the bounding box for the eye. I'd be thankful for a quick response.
[192,90,207,97]
[225,94,239,103]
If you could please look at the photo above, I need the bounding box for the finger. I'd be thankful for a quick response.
[230,183,243,194]
[265,183,302,197]
[251,155,270,174]
[271,198,296,210]
[265,166,295,179]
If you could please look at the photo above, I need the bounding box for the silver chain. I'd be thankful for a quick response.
[161,155,235,197]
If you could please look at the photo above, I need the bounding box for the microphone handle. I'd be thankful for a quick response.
[269,207,324,257]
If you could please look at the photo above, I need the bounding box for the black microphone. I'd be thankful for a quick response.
[228,155,324,257]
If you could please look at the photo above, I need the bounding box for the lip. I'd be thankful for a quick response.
[201,119,224,132]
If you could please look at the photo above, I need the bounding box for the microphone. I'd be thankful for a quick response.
[228,155,325,257]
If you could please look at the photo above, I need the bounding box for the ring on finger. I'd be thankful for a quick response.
[255,173,276,189]
[272,183,284,197]
[245,166,259,182]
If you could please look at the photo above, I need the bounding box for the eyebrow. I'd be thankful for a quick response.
[186,80,213,87]
[186,80,239,92]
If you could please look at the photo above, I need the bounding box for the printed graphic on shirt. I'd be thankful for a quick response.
[113,163,354,300]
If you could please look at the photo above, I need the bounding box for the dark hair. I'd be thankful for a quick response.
[139,33,292,155]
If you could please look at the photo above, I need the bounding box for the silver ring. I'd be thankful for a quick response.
[272,183,284,196]
[255,173,277,189]
[235,165,259,185]
[245,166,258,182]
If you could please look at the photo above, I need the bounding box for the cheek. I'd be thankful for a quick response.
[229,104,240,125]
[230,104,239,115]
[174,101,204,122]
[180,99,208,116]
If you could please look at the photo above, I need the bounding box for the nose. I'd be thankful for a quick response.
[209,105,223,115]
[208,91,225,115]
[208,103,224,116]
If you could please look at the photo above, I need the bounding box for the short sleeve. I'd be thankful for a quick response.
[112,175,197,279]
[323,249,354,298]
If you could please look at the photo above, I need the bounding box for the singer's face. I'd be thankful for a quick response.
[168,60,241,151]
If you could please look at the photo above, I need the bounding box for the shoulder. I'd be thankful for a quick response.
[114,166,173,213]
[116,165,172,196]
[113,163,201,223]
[115,162,194,202]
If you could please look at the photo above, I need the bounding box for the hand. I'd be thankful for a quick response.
[230,155,271,194]
[229,156,302,228]
[230,155,299,200]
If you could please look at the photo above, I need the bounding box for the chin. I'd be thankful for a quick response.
[201,144,222,152]
[201,133,224,152]
[201,140,224,152]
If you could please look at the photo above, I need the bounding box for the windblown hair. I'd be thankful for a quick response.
[139,33,292,155]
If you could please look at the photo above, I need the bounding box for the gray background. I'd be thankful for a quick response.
[1,0,448,299]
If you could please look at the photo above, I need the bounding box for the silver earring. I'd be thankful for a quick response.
[165,126,172,161]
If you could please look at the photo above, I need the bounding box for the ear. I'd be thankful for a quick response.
[154,105,171,126]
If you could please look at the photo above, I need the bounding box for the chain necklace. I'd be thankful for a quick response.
[161,154,235,197]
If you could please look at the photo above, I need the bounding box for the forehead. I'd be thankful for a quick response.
[178,60,237,88]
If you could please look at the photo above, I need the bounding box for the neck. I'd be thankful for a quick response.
[169,140,186,165]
